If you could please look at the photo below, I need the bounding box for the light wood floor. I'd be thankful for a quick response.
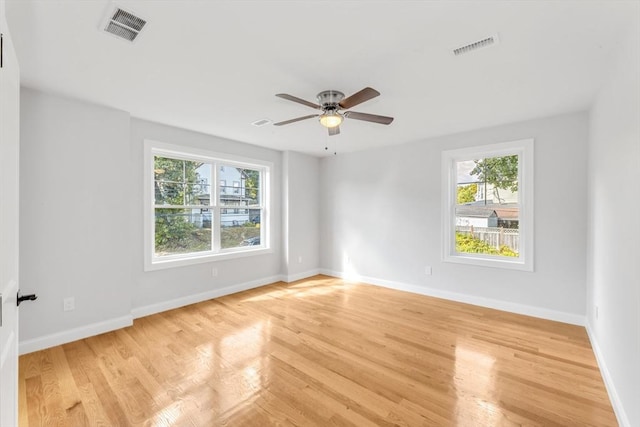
[19,275,616,426]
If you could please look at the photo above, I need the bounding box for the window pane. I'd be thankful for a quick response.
[221,208,249,227]
[454,155,519,258]
[184,183,210,206]
[219,165,260,206]
[154,156,211,206]
[221,211,261,249]
[155,208,212,256]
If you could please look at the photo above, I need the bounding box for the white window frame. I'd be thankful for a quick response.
[144,139,272,271]
[441,139,534,271]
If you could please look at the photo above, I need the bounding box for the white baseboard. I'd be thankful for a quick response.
[283,269,321,283]
[319,269,586,326]
[585,322,630,427]
[19,315,133,355]
[131,274,284,319]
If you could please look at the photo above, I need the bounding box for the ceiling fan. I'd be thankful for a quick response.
[273,87,394,136]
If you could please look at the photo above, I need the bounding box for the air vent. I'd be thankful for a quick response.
[251,119,272,127]
[453,34,500,56]
[101,7,146,42]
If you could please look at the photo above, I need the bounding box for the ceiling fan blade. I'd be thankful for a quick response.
[345,111,394,125]
[273,114,319,126]
[339,87,380,109]
[328,125,340,136]
[275,93,320,110]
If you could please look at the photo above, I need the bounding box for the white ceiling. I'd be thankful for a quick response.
[5,1,638,156]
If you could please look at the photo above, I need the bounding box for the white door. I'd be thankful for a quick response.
[0,1,21,424]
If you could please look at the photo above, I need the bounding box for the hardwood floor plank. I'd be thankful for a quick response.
[24,376,45,426]
[64,340,130,426]
[19,275,617,426]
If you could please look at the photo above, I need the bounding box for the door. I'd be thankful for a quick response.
[0,1,21,424]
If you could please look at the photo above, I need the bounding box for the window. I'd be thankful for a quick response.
[442,139,533,271]
[144,140,270,270]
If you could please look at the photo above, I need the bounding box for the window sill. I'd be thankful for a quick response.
[443,253,533,272]
[145,246,273,271]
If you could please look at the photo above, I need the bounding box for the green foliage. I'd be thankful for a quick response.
[242,168,260,202]
[470,155,518,192]
[456,232,496,254]
[154,209,208,255]
[154,156,206,205]
[155,210,193,246]
[457,183,477,204]
[455,232,518,257]
[497,245,518,257]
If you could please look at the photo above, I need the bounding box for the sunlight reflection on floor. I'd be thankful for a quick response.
[148,400,183,427]
[242,280,350,302]
[454,341,501,425]
[219,321,266,415]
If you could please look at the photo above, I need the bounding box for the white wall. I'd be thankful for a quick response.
[587,19,640,427]
[282,151,320,281]
[129,118,283,315]
[19,88,133,350]
[320,112,589,323]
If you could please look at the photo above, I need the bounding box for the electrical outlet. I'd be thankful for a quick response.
[63,297,75,312]
[595,305,599,319]
[425,266,432,276]
[297,256,303,264]
[212,267,218,277]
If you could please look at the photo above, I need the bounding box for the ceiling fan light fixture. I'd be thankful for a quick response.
[319,112,343,128]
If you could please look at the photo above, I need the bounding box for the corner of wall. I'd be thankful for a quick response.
[585,321,631,427]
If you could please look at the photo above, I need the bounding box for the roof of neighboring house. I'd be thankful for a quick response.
[456,206,497,218]
[494,208,519,220]
[457,203,519,220]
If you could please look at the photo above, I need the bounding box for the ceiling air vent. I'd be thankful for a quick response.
[251,119,272,127]
[453,34,500,56]
[101,7,146,42]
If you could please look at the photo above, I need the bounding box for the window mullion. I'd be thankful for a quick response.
[212,162,221,252]
[448,158,457,257]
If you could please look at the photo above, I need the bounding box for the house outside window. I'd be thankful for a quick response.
[442,139,533,271]
[144,140,271,270]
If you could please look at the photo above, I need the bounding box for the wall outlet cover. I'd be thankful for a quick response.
[63,297,75,312]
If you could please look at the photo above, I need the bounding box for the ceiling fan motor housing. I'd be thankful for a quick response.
[317,90,345,111]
